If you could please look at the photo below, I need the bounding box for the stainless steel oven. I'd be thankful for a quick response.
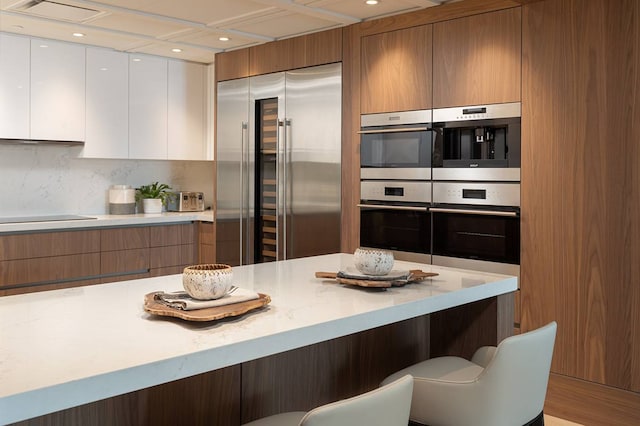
[358,180,431,263]
[432,102,521,182]
[431,182,520,277]
[359,110,432,180]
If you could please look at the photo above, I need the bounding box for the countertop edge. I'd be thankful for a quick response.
[0,211,214,233]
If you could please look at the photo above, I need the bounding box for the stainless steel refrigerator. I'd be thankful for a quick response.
[216,63,342,266]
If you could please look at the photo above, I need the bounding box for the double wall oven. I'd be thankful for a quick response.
[358,103,521,276]
[358,110,433,263]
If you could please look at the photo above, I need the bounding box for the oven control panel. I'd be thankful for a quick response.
[361,180,431,204]
[432,182,520,207]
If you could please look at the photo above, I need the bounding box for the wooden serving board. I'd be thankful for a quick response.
[144,292,271,322]
[315,270,438,288]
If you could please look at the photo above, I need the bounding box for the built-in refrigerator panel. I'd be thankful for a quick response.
[216,78,249,266]
[284,63,342,259]
[216,63,341,266]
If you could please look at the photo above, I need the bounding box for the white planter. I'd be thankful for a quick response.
[142,198,163,214]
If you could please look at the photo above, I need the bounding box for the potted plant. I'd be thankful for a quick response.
[136,182,172,214]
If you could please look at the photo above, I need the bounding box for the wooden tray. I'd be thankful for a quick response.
[315,270,438,288]
[144,292,271,322]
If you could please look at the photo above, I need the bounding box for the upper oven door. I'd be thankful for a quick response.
[359,111,432,180]
[432,103,521,181]
[359,203,431,255]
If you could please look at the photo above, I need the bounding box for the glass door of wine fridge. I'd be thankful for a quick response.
[255,98,279,263]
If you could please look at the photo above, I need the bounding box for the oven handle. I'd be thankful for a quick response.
[429,207,519,217]
[357,127,429,134]
[357,203,429,212]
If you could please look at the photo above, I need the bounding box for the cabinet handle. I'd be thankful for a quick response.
[429,207,519,217]
[357,204,429,212]
[357,127,429,134]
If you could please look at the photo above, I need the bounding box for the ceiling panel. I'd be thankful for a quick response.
[0,13,149,51]
[86,12,192,38]
[1,0,453,63]
[84,0,275,25]
[228,10,339,39]
[303,0,441,20]
[130,43,216,63]
[169,30,259,51]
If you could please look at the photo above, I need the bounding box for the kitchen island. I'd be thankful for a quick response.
[0,253,517,425]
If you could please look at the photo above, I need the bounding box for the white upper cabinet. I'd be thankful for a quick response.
[84,48,129,158]
[30,38,85,141]
[168,60,207,160]
[0,33,30,139]
[129,54,168,160]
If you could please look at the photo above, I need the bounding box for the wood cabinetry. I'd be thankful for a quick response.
[149,223,196,275]
[0,223,198,295]
[521,0,640,423]
[360,25,432,114]
[215,28,342,82]
[432,7,521,108]
[249,28,342,76]
[0,230,101,296]
[198,222,216,264]
[215,48,250,82]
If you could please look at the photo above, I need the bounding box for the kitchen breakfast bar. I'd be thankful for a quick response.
[0,253,517,425]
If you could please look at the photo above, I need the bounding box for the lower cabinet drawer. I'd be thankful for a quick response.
[150,245,196,269]
[0,253,101,288]
[100,248,150,283]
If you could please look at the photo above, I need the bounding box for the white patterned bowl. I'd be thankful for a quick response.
[182,264,233,300]
[353,247,394,276]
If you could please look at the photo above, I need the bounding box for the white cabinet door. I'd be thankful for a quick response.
[0,33,30,139]
[129,54,167,159]
[168,60,207,160]
[30,38,85,141]
[84,48,129,158]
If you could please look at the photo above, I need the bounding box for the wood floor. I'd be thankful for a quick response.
[545,415,583,426]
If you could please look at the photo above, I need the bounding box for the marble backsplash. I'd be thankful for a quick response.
[0,144,214,216]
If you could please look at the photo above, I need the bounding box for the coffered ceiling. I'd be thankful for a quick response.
[0,0,451,63]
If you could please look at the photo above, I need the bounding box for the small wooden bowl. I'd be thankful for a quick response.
[183,264,233,300]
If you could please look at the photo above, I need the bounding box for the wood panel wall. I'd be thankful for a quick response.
[521,0,640,421]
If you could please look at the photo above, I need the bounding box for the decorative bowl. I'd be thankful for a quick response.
[182,264,233,300]
[353,247,394,276]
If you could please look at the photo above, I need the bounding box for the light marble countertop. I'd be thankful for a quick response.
[0,210,214,234]
[0,253,517,424]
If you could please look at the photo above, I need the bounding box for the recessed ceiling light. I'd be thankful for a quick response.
[39,44,48,48]
[219,36,230,42]
[365,0,379,4]
[99,67,108,71]
[132,58,141,62]
[72,32,85,37]
[171,48,182,53]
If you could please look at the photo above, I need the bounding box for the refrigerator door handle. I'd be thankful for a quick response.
[240,121,248,266]
[277,119,284,261]
[283,118,292,260]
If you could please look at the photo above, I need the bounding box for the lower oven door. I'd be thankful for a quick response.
[431,206,520,277]
[358,203,431,263]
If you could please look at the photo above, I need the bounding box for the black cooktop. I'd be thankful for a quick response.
[0,215,97,224]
